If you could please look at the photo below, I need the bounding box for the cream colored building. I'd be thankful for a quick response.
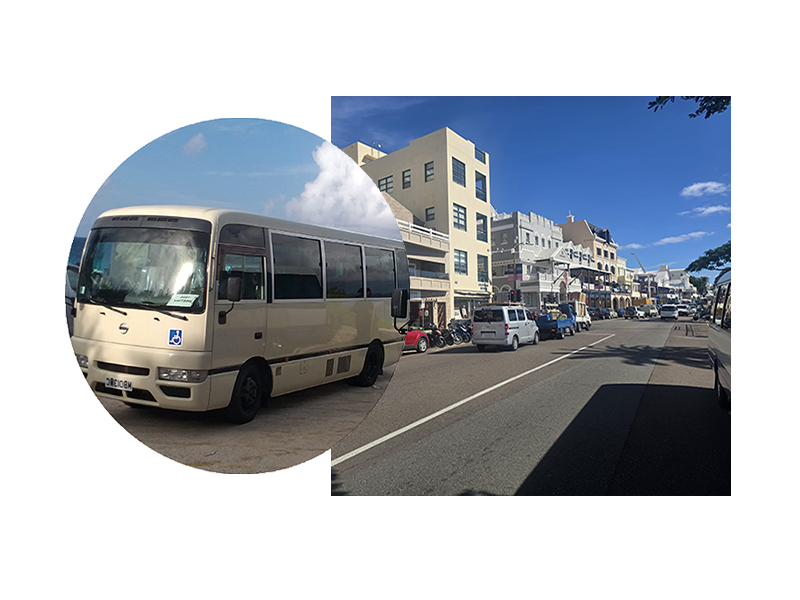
[342,128,493,320]
[558,214,633,309]
[382,192,451,328]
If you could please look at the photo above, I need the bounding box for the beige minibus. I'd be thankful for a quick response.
[71,205,409,423]
[708,270,731,409]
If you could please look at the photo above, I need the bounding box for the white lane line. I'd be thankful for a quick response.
[331,333,616,467]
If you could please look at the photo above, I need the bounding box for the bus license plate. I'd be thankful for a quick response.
[106,377,133,392]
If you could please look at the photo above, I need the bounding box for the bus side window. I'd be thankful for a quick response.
[722,284,731,330]
[272,233,323,300]
[364,247,395,298]
[324,241,363,298]
[218,252,264,300]
[713,284,727,326]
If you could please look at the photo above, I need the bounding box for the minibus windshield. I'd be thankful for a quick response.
[77,227,210,313]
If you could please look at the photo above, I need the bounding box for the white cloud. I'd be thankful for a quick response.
[680,205,732,217]
[182,133,207,155]
[680,181,730,197]
[653,231,713,246]
[284,141,400,239]
[620,243,646,249]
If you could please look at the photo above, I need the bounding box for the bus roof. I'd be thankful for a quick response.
[94,205,405,248]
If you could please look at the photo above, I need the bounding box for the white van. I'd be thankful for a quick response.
[661,304,678,319]
[472,305,539,351]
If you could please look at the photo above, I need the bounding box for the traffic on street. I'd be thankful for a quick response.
[331,314,730,495]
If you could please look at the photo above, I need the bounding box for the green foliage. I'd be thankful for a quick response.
[689,275,709,295]
[686,241,731,279]
[648,96,731,119]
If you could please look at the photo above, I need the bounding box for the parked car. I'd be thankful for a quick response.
[661,304,679,320]
[598,308,611,320]
[624,306,645,319]
[472,305,539,351]
[403,329,430,353]
[677,304,690,317]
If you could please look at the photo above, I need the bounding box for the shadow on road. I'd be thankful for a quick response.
[514,382,730,496]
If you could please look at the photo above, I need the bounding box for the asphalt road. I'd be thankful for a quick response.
[331,316,730,495]
[94,366,394,474]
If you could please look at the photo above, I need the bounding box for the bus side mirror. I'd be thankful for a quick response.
[226,277,243,303]
[391,288,408,319]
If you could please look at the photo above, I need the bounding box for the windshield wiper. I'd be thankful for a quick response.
[85,296,127,315]
[138,302,189,321]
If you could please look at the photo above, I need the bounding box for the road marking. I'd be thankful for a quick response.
[331,334,616,467]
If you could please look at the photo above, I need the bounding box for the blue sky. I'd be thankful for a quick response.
[74,118,399,240]
[331,96,731,281]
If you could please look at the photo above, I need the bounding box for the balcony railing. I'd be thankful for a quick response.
[397,219,450,244]
[410,267,449,280]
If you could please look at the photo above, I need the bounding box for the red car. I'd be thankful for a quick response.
[403,329,430,353]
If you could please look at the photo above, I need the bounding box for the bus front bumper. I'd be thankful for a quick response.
[72,337,214,412]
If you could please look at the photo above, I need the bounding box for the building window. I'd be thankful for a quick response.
[475,147,486,164]
[425,207,435,221]
[597,247,602,256]
[453,203,467,231]
[378,175,393,194]
[454,249,468,275]
[477,254,489,283]
[535,235,539,246]
[475,171,487,201]
[402,169,411,189]
[476,213,487,242]
[425,161,434,182]
[501,232,508,244]
[452,157,466,187]
[525,232,530,244]
[610,252,615,260]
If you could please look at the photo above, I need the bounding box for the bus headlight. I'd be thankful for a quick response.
[158,367,208,383]
[76,354,89,369]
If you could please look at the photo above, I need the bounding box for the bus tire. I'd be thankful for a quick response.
[714,365,730,411]
[352,342,383,387]
[225,362,265,424]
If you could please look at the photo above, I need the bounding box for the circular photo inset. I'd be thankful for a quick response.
[66,118,410,473]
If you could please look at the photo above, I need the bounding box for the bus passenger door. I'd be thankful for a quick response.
[212,250,267,372]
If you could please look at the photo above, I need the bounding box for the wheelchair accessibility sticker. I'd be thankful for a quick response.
[169,329,183,347]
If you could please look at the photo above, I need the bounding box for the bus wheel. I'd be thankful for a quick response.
[226,363,264,424]
[714,366,730,411]
[352,343,383,387]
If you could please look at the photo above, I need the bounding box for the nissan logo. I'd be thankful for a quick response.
[119,323,129,335]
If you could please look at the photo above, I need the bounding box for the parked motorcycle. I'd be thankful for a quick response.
[426,324,447,348]
[451,322,472,343]
[448,324,464,344]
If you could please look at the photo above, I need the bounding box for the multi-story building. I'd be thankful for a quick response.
[342,128,492,319]
[491,211,593,310]
[382,192,451,328]
[634,265,697,303]
[558,214,631,310]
